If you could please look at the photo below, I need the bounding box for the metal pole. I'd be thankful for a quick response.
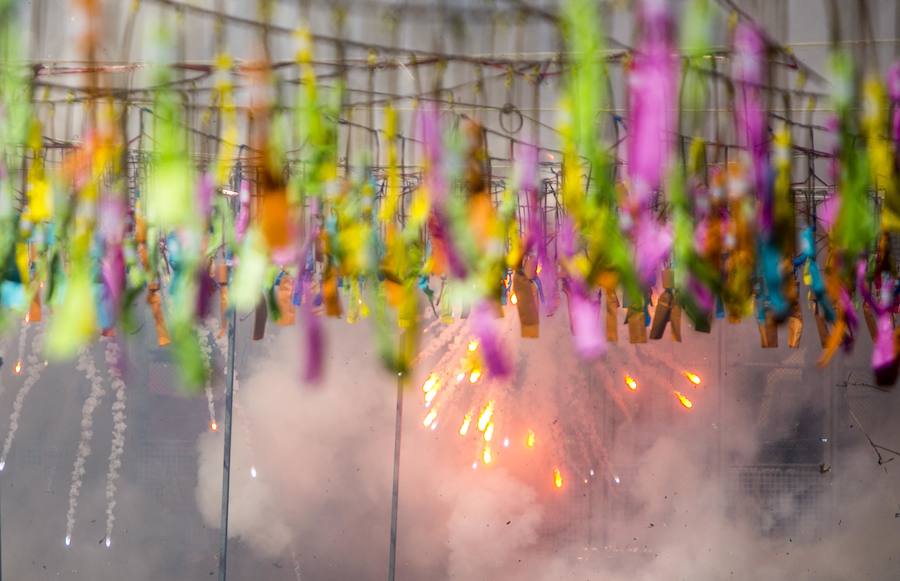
[387,340,405,581]
[218,305,237,581]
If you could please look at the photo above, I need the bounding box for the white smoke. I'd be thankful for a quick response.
[102,337,128,546]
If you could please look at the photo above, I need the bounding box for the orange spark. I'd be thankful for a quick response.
[459,413,472,436]
[624,374,638,391]
[526,429,536,449]
[14,360,22,375]
[509,292,518,305]
[467,339,479,352]
[683,371,702,386]
[484,422,495,442]
[482,444,493,465]
[469,369,482,384]
[423,409,438,428]
[477,401,495,432]
[209,421,218,432]
[421,373,439,392]
[553,467,564,489]
[674,391,694,409]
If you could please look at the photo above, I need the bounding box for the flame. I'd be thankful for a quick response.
[683,371,702,386]
[459,413,472,436]
[526,429,536,449]
[423,409,438,428]
[674,390,694,409]
[553,467,564,489]
[422,373,439,392]
[14,360,22,375]
[468,369,482,384]
[624,374,638,391]
[477,401,495,432]
[209,421,218,432]
[484,422,495,442]
[467,339,479,352]
[509,292,518,305]
[482,444,492,465]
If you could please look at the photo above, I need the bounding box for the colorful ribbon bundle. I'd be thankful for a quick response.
[2,1,900,389]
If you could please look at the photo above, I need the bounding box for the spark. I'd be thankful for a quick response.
[467,339,479,352]
[65,535,71,547]
[683,371,702,386]
[526,429,536,448]
[509,292,518,305]
[674,390,694,409]
[484,422,495,442]
[13,360,21,375]
[624,374,638,391]
[553,467,564,489]
[430,422,438,431]
[209,421,218,432]
[503,437,510,448]
[250,466,258,478]
[613,475,621,484]
[471,462,478,470]
[423,409,438,428]
[105,537,111,548]
[477,401,494,432]
[424,386,439,406]
[458,413,472,436]
[0,461,5,471]
[468,369,482,383]
[456,372,466,383]
[421,373,439,392]
[482,444,493,465]
[24,313,29,323]
[536,262,543,275]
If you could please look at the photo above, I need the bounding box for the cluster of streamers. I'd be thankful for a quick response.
[65,345,107,546]
[0,1,898,387]
[102,337,128,547]
[0,327,43,472]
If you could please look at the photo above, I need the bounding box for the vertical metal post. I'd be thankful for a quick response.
[387,341,405,581]
[218,297,237,580]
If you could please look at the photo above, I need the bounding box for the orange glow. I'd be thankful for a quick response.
[484,422,495,442]
[459,413,472,436]
[482,444,493,464]
[423,409,438,427]
[624,374,638,391]
[209,421,218,432]
[14,360,22,375]
[467,339,479,352]
[553,467,564,489]
[674,391,694,409]
[536,262,543,275]
[469,369,482,384]
[526,429,536,448]
[421,373,439,392]
[683,371,702,386]
[477,401,495,432]
[24,313,30,323]
[509,292,518,305]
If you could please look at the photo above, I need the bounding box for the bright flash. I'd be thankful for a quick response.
[209,421,218,432]
[484,422,495,442]
[14,360,22,375]
[423,409,438,428]
[624,374,638,391]
[482,444,493,465]
[509,292,518,305]
[674,390,694,409]
[553,467,564,489]
[683,371,702,386]
[422,373,439,392]
[477,401,495,432]
[459,413,472,436]
[467,339,479,352]
[526,429,536,449]
[469,369,482,384]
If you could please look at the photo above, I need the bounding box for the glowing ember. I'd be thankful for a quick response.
[674,390,694,409]
[468,369,482,384]
[553,467,563,489]
[14,360,22,375]
[477,401,495,432]
[423,409,438,427]
[683,371,702,386]
[467,339,479,352]
[459,413,472,436]
[209,421,218,432]
[421,373,439,392]
[509,292,518,305]
[484,422,495,442]
[482,444,493,465]
[624,374,638,391]
[526,429,536,448]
